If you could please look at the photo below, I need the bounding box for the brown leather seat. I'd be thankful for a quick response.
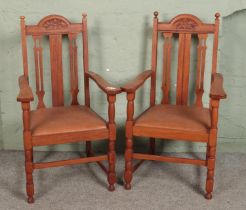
[133,104,211,141]
[30,105,108,145]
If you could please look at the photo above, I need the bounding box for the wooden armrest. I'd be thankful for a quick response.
[121,70,152,93]
[17,75,34,102]
[209,73,227,100]
[87,71,121,95]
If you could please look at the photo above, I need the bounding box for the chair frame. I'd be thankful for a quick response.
[122,12,226,199]
[17,14,121,203]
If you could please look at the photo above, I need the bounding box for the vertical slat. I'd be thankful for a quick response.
[33,36,40,91]
[20,16,29,76]
[212,13,220,74]
[69,33,79,105]
[161,32,173,104]
[74,38,79,101]
[196,35,202,104]
[176,34,185,105]
[39,39,44,92]
[182,33,191,105]
[49,34,64,106]
[32,35,45,109]
[176,33,191,105]
[195,34,208,107]
[82,13,90,107]
[69,36,74,89]
[150,12,159,106]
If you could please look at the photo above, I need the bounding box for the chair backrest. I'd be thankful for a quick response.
[150,12,220,107]
[20,14,89,108]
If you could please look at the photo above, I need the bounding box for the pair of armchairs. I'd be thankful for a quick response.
[17,12,226,203]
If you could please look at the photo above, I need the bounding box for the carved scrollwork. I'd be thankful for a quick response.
[174,18,198,30]
[42,18,68,30]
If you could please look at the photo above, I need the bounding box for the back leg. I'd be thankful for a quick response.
[86,141,92,157]
[149,138,155,154]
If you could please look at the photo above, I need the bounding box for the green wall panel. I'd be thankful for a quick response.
[0,0,246,152]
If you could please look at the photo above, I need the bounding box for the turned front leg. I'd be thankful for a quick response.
[124,92,135,190]
[22,102,34,203]
[205,100,219,200]
[107,95,116,191]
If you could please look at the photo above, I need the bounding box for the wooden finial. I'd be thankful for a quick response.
[154,11,159,18]
[82,13,87,19]
[215,12,220,20]
[20,16,25,20]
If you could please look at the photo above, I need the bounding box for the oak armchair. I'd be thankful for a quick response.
[122,12,226,199]
[17,14,121,203]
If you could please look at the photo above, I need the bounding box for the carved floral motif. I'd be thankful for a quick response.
[42,18,68,30]
[174,18,198,30]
